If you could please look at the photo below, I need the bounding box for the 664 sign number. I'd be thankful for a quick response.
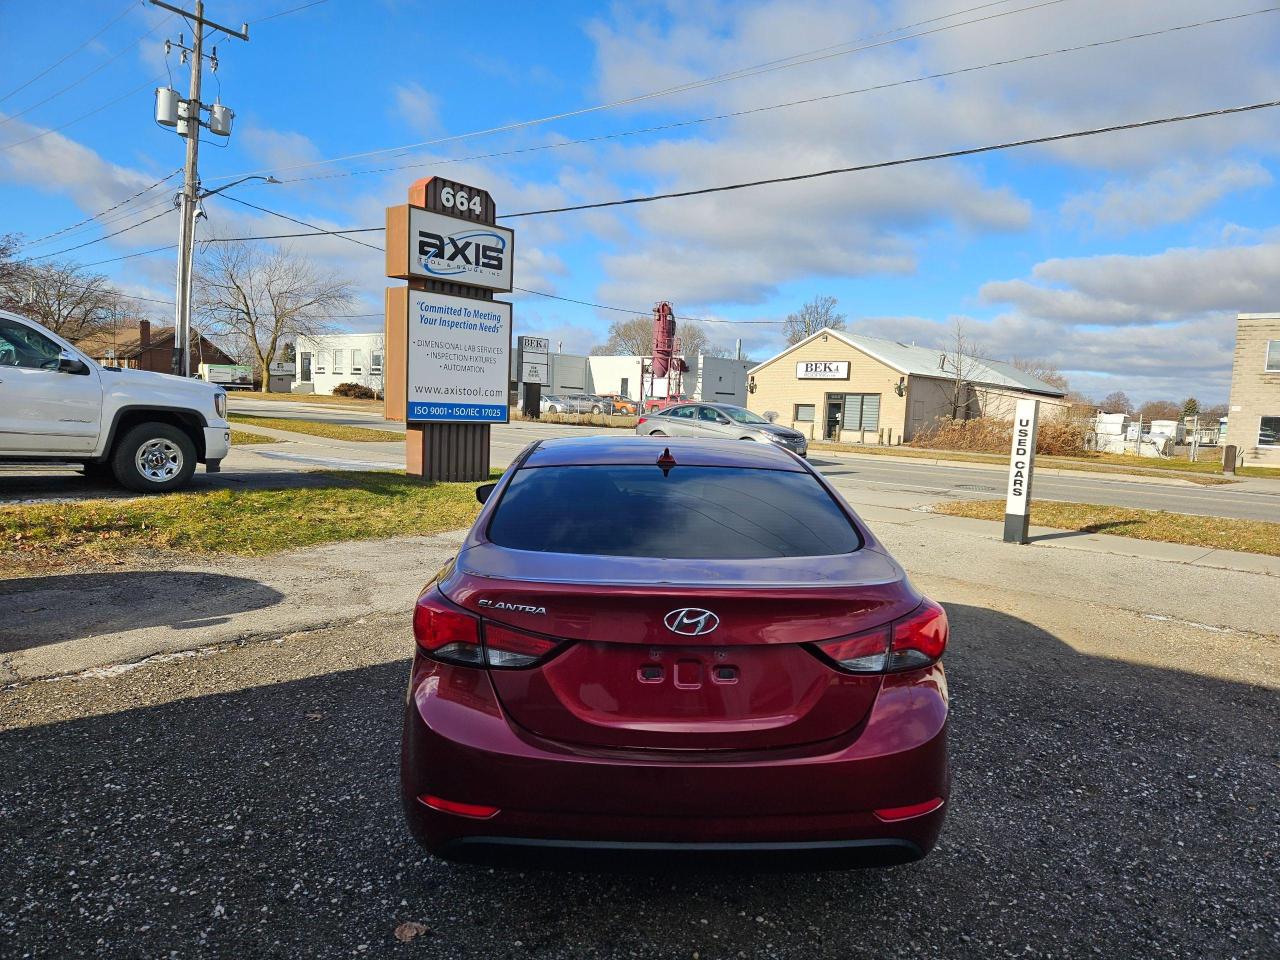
[439,186,483,215]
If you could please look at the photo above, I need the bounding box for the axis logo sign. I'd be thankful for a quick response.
[407,208,514,292]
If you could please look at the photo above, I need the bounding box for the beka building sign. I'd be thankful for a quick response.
[796,360,850,379]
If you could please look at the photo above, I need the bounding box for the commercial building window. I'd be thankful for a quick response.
[332,349,344,375]
[1260,416,1280,446]
[352,349,364,374]
[842,393,881,431]
[315,350,327,375]
[371,351,384,374]
[794,403,815,422]
[620,377,630,398]
[1266,340,1280,372]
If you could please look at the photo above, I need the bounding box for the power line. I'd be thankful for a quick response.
[257,0,331,23]
[277,6,1280,186]
[0,15,173,128]
[0,76,166,153]
[498,97,1280,219]
[0,1,136,106]
[216,193,385,251]
[194,195,779,325]
[81,244,178,267]
[23,207,177,262]
[19,169,182,249]
[203,0,1073,183]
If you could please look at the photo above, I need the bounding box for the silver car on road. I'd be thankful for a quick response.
[635,402,808,457]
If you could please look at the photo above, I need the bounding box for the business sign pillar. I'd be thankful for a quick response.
[384,177,514,481]
[1003,398,1040,544]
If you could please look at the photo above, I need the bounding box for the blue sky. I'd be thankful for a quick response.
[4,0,1280,403]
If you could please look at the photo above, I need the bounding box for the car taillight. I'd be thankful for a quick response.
[637,416,648,425]
[814,599,948,674]
[889,598,948,672]
[484,623,562,669]
[413,589,563,668]
[414,589,483,665]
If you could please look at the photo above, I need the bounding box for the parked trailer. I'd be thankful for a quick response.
[198,363,254,390]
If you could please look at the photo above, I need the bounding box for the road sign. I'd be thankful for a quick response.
[1003,398,1040,544]
[404,291,511,423]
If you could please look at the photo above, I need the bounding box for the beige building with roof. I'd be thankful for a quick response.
[747,328,1068,444]
[1223,313,1280,467]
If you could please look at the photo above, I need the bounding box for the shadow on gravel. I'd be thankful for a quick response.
[0,572,284,651]
[1,603,1276,959]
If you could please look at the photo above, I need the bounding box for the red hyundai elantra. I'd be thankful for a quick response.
[401,436,949,867]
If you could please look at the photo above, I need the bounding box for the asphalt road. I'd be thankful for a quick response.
[3,579,1276,959]
[2,397,1276,521]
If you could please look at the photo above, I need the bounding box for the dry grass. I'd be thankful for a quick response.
[0,471,489,576]
[932,498,1280,557]
[228,391,382,409]
[909,416,1089,456]
[808,442,1241,486]
[227,414,401,443]
[510,410,638,429]
[229,428,279,445]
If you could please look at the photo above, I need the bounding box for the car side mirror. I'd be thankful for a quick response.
[58,353,90,376]
[475,482,497,505]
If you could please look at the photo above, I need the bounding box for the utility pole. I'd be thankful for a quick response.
[151,0,247,377]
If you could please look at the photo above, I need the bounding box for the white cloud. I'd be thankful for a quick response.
[1062,161,1272,232]
[391,82,439,136]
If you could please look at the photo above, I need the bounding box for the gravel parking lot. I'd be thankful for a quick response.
[3,589,1276,960]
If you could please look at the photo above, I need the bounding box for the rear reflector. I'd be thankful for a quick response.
[484,623,561,669]
[419,795,500,819]
[874,797,944,822]
[815,626,890,673]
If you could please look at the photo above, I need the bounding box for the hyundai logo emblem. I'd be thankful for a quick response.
[664,607,720,637]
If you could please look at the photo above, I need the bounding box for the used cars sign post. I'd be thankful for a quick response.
[385,177,513,481]
[1003,398,1040,544]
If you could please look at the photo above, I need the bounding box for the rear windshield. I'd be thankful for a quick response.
[487,465,861,558]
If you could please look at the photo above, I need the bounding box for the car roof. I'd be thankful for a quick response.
[521,435,807,471]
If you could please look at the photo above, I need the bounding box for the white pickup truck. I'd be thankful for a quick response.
[0,309,231,492]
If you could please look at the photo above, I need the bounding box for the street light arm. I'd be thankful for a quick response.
[199,175,279,200]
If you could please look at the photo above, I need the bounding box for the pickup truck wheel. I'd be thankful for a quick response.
[112,423,197,493]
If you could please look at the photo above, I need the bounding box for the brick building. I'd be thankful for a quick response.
[1224,313,1280,466]
[74,319,235,374]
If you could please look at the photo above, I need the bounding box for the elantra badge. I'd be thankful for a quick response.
[664,608,720,637]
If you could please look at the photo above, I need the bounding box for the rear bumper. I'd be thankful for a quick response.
[400,657,949,866]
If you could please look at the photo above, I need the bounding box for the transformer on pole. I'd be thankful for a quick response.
[151,0,248,378]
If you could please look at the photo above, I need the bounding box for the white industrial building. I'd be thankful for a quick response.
[511,352,752,407]
[293,333,385,396]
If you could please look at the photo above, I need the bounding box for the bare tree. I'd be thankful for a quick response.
[1011,357,1069,392]
[590,316,654,356]
[941,319,984,421]
[194,239,352,393]
[783,295,845,345]
[0,258,122,340]
[0,233,22,289]
[1100,390,1133,415]
[1138,399,1182,422]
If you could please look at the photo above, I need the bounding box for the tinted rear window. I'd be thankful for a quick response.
[487,465,860,558]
